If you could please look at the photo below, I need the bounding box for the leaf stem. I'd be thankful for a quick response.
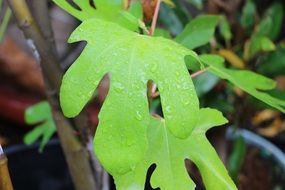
[150,0,161,36]
[191,67,209,78]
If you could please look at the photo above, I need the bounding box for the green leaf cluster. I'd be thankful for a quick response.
[56,1,285,189]
[24,101,56,152]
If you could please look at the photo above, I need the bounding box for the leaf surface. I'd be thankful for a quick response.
[24,101,56,152]
[175,15,220,49]
[201,55,285,112]
[53,0,142,30]
[115,108,237,190]
[60,18,200,175]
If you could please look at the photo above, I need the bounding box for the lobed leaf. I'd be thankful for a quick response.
[53,0,142,30]
[200,54,285,113]
[114,108,237,190]
[60,18,200,175]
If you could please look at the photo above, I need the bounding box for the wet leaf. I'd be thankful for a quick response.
[115,108,237,190]
[60,18,199,175]
[53,0,142,30]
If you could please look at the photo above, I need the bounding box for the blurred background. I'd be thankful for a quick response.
[0,0,285,189]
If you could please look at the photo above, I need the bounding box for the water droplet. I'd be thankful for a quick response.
[87,76,93,82]
[183,100,190,106]
[114,82,124,92]
[165,106,172,113]
[135,111,143,121]
[150,64,158,73]
[127,138,135,146]
[130,164,136,171]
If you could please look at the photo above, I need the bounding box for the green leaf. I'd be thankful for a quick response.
[228,136,247,183]
[219,15,232,41]
[246,36,275,59]
[53,0,141,30]
[257,45,285,77]
[193,72,220,97]
[185,0,204,10]
[154,28,171,39]
[240,0,256,29]
[175,15,220,49]
[259,2,283,40]
[114,108,237,190]
[24,101,56,152]
[159,3,184,36]
[60,18,200,175]
[200,54,285,112]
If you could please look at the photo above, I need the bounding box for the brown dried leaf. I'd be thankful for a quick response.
[257,118,285,137]
[218,49,245,69]
[252,109,279,126]
[141,0,157,21]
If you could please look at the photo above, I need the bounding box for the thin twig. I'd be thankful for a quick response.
[148,0,162,103]
[150,0,161,36]
[191,67,209,78]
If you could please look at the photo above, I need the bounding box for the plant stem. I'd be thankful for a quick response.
[191,67,209,78]
[7,1,103,189]
[147,0,162,104]
[31,0,57,53]
[150,0,161,36]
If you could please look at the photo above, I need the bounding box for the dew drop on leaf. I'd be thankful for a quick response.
[135,110,143,121]
[114,82,125,92]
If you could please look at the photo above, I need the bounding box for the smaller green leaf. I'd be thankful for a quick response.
[240,0,256,29]
[255,16,272,37]
[246,36,275,59]
[219,15,232,41]
[228,136,247,183]
[262,2,283,40]
[185,0,204,10]
[257,45,285,77]
[159,3,184,36]
[175,15,220,50]
[24,101,56,152]
[200,54,285,113]
[193,72,220,97]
